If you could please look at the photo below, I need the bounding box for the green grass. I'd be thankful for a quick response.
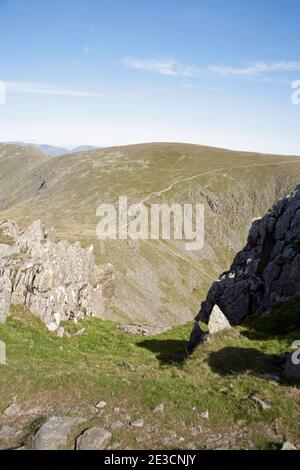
[0,301,300,450]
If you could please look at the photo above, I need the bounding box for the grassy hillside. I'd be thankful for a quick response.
[0,144,50,213]
[0,301,299,450]
[1,143,300,324]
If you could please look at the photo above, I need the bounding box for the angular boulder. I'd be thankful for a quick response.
[75,427,112,450]
[33,417,86,450]
[208,305,232,334]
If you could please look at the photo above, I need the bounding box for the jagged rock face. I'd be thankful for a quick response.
[197,185,300,326]
[0,220,115,330]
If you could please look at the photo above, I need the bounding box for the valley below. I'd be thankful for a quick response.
[1,142,300,450]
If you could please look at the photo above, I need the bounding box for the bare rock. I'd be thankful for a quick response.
[95,401,107,410]
[208,305,232,334]
[251,395,272,411]
[111,421,124,430]
[0,425,15,440]
[33,417,86,450]
[0,219,115,329]
[76,427,112,450]
[153,404,164,414]
[56,327,65,338]
[200,410,209,420]
[3,402,22,417]
[130,418,144,428]
[281,441,297,450]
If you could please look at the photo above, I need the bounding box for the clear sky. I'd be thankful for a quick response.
[0,0,300,154]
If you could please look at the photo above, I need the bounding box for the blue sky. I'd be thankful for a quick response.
[0,0,300,154]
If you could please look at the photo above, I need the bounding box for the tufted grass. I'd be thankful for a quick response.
[0,301,300,450]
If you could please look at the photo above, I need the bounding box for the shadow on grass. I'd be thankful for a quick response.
[241,299,300,341]
[137,339,189,366]
[208,347,281,377]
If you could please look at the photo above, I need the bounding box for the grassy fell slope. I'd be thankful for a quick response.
[0,301,300,450]
[0,144,50,212]
[1,143,300,325]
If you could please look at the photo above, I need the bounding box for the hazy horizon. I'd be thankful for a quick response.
[0,0,300,154]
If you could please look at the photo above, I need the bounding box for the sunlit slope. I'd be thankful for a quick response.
[0,143,50,212]
[1,143,300,325]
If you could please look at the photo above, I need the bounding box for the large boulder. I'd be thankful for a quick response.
[75,427,112,450]
[208,305,232,334]
[33,417,86,450]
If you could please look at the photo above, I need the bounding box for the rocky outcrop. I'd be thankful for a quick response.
[0,220,115,330]
[195,185,300,328]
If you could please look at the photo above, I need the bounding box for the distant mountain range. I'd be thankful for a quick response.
[3,142,100,157]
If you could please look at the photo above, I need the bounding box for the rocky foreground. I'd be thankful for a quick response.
[0,220,115,332]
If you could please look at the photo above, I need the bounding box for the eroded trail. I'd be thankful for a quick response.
[142,160,300,204]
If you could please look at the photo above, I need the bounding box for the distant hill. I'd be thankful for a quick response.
[70,145,100,153]
[1,142,300,325]
[2,142,101,157]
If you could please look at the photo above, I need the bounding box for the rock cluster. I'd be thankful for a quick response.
[0,219,115,330]
[196,185,300,326]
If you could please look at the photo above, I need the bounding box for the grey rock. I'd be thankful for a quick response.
[3,402,22,417]
[190,424,203,436]
[281,441,297,451]
[111,421,124,430]
[95,401,107,409]
[153,404,164,414]
[200,410,209,420]
[56,327,65,338]
[188,322,206,352]
[76,427,112,450]
[33,417,86,450]
[0,220,115,329]
[130,418,144,428]
[123,361,135,372]
[251,395,272,411]
[75,328,86,336]
[0,425,15,440]
[208,305,232,334]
